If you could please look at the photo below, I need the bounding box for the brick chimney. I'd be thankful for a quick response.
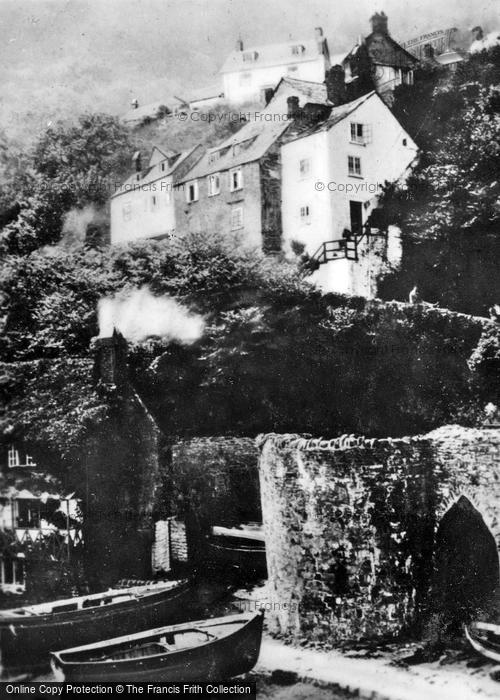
[423,43,435,59]
[370,12,388,35]
[287,95,301,119]
[325,65,347,107]
[92,330,128,389]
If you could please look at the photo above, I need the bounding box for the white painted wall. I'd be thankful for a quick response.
[110,173,177,244]
[223,56,327,104]
[281,93,417,295]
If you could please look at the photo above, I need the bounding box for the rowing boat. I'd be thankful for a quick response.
[50,610,264,682]
[465,621,500,662]
[0,579,190,673]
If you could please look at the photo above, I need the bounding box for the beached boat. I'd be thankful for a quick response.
[51,610,264,682]
[465,621,500,662]
[0,579,190,673]
[207,524,267,577]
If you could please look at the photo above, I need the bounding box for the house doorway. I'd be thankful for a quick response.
[431,496,499,631]
[349,201,363,235]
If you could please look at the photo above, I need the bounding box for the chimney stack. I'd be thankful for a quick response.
[315,26,326,55]
[325,65,347,107]
[423,43,435,59]
[132,151,142,173]
[370,12,389,35]
[92,330,128,389]
[236,37,244,51]
[287,95,301,119]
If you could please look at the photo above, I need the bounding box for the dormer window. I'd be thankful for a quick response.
[242,51,258,62]
[291,45,305,55]
[208,151,220,165]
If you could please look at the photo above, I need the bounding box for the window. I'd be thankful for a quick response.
[299,158,311,177]
[404,70,414,86]
[161,163,166,172]
[8,447,19,468]
[229,167,243,192]
[350,123,372,145]
[402,138,407,147]
[186,180,199,203]
[291,45,305,55]
[151,195,157,210]
[231,206,244,230]
[242,51,258,62]
[0,555,25,592]
[122,202,132,221]
[348,156,362,177]
[208,151,220,165]
[300,205,311,222]
[287,65,298,73]
[208,173,221,196]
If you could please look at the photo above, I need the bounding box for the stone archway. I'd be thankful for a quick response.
[432,495,499,630]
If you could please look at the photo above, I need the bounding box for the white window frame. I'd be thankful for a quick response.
[300,205,311,223]
[208,173,221,197]
[8,447,19,468]
[348,155,362,177]
[229,167,243,192]
[230,206,244,230]
[186,180,199,203]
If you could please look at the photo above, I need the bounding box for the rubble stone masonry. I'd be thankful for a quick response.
[257,426,500,644]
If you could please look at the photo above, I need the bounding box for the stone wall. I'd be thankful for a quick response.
[258,427,500,645]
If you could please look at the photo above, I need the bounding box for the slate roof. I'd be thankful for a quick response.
[283,90,376,143]
[345,34,417,69]
[272,76,330,105]
[179,117,290,182]
[220,39,324,74]
[112,146,202,198]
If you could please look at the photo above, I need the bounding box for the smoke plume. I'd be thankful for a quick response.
[98,287,204,344]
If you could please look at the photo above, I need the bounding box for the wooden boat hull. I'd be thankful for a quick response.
[465,622,500,663]
[207,537,267,577]
[51,611,264,682]
[0,581,191,674]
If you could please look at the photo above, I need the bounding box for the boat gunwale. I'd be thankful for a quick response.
[0,580,189,623]
[51,611,264,668]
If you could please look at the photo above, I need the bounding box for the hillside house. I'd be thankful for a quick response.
[281,90,418,296]
[220,28,330,105]
[110,144,204,245]
[343,13,418,104]
[174,77,333,253]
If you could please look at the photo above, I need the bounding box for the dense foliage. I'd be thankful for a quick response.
[379,48,500,313]
[1,235,497,481]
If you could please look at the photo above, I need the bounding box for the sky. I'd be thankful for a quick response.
[0,0,498,140]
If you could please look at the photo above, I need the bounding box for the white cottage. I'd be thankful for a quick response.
[110,145,204,245]
[220,29,330,105]
[281,90,418,296]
